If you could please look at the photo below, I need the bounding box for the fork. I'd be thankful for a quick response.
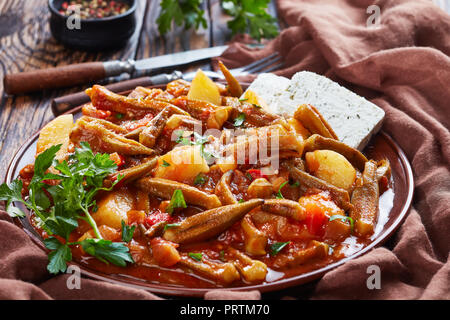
[183,52,284,81]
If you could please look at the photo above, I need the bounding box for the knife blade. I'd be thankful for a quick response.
[4,46,228,95]
[133,46,228,71]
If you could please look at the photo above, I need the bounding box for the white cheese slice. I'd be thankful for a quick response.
[243,71,385,150]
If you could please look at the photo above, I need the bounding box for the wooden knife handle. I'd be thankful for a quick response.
[3,62,106,95]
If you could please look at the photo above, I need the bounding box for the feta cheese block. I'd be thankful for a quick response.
[243,71,385,150]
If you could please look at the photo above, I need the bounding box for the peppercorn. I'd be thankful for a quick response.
[59,0,130,19]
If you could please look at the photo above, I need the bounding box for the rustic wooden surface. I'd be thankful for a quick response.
[0,0,280,182]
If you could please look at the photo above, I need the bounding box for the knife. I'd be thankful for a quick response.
[4,45,228,95]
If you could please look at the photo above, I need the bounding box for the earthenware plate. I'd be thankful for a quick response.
[5,84,414,297]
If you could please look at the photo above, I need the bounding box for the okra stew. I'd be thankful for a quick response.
[4,64,392,288]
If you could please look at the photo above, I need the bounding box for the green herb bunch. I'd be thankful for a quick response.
[222,0,279,41]
[157,0,279,41]
[157,0,208,35]
[0,142,134,274]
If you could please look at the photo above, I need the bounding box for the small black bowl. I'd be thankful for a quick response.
[48,0,136,51]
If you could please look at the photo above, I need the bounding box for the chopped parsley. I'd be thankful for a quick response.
[121,220,135,243]
[233,113,246,127]
[276,181,289,199]
[161,160,171,167]
[188,252,203,262]
[166,189,187,214]
[290,181,300,188]
[270,242,290,256]
[194,173,207,186]
[163,223,181,232]
[329,215,355,232]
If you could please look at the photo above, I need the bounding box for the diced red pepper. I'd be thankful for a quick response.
[144,211,172,228]
[304,203,328,236]
[123,114,153,131]
[246,169,267,180]
[91,108,111,119]
[109,152,125,167]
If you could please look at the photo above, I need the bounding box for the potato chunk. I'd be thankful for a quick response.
[247,178,273,199]
[37,114,74,160]
[187,69,221,106]
[241,89,269,110]
[305,150,356,190]
[150,237,181,267]
[154,145,210,183]
[92,189,134,229]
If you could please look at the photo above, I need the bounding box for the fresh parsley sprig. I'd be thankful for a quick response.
[121,220,136,243]
[222,0,279,41]
[233,113,246,127]
[329,215,355,233]
[157,0,207,35]
[0,142,134,274]
[175,131,216,163]
[276,181,289,199]
[166,189,187,214]
[270,241,290,256]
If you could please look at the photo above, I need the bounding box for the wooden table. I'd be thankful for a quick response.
[0,0,279,182]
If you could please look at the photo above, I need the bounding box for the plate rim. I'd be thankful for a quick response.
[4,96,414,298]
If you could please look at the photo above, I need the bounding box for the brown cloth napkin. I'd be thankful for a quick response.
[1,0,449,300]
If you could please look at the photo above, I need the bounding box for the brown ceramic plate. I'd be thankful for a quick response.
[5,85,414,297]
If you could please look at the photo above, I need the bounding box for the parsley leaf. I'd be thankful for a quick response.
[222,0,279,41]
[188,252,203,262]
[290,181,300,188]
[276,181,288,199]
[194,173,207,185]
[270,241,290,256]
[329,215,355,232]
[157,0,207,35]
[44,237,72,274]
[234,113,246,127]
[176,132,192,145]
[0,179,26,217]
[121,220,136,243]
[162,160,171,167]
[166,189,187,214]
[163,223,181,232]
[219,250,226,262]
[80,239,134,267]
